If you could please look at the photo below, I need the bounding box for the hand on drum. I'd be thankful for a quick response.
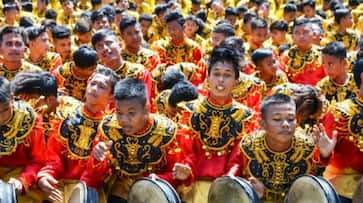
[94,140,113,161]
[172,163,192,181]
[38,175,63,202]
[248,177,265,199]
[309,124,337,159]
[8,178,23,194]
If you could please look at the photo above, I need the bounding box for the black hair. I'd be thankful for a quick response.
[220,36,245,58]
[251,18,268,31]
[161,68,186,90]
[2,2,19,13]
[302,0,316,8]
[92,65,120,93]
[213,22,235,37]
[91,0,101,7]
[353,59,363,88]
[59,0,75,5]
[91,9,109,23]
[45,9,57,20]
[119,16,137,33]
[114,78,147,106]
[154,3,168,16]
[237,5,248,14]
[260,93,295,120]
[0,76,11,103]
[73,45,98,69]
[139,13,153,22]
[26,25,47,41]
[100,5,115,21]
[251,48,274,67]
[11,70,58,98]
[292,17,311,32]
[168,80,198,107]
[41,19,57,29]
[21,1,32,12]
[270,20,289,32]
[164,10,185,25]
[334,8,350,24]
[0,26,27,44]
[316,9,327,19]
[278,44,291,55]
[321,41,347,60]
[74,19,92,33]
[225,7,238,16]
[192,0,201,4]
[51,25,71,39]
[208,46,240,79]
[19,16,34,28]
[284,3,298,13]
[329,0,344,11]
[195,9,207,22]
[349,0,360,7]
[91,29,118,48]
[243,12,257,24]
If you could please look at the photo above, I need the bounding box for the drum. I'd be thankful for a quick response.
[285,175,339,203]
[68,181,98,203]
[208,175,260,203]
[128,177,181,203]
[0,180,17,203]
[352,177,363,203]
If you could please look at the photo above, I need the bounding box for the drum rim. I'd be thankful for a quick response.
[285,175,339,203]
[129,177,181,203]
[209,175,260,203]
[0,180,17,203]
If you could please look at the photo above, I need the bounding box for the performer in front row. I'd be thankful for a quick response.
[227,93,337,202]
[81,78,193,203]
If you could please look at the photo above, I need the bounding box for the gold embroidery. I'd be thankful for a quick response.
[286,46,320,77]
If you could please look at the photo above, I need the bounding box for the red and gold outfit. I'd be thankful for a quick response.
[155,37,204,66]
[81,114,191,200]
[326,29,359,52]
[121,47,160,72]
[0,101,47,193]
[0,61,42,81]
[53,62,88,101]
[180,95,255,202]
[228,130,329,202]
[256,69,289,94]
[323,96,363,199]
[25,52,62,72]
[280,45,325,85]
[317,73,358,105]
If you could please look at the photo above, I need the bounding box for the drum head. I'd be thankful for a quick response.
[68,182,87,203]
[0,181,16,203]
[128,178,181,203]
[353,177,363,203]
[286,176,339,203]
[208,176,260,203]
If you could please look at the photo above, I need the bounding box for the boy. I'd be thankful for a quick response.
[37,66,119,202]
[279,18,325,85]
[228,93,336,202]
[53,45,98,101]
[210,22,235,48]
[52,25,73,63]
[246,18,269,57]
[317,41,358,104]
[0,26,41,81]
[81,78,193,202]
[57,0,79,27]
[138,14,153,44]
[73,19,93,46]
[91,9,111,31]
[282,3,297,24]
[25,25,62,72]
[119,16,160,72]
[252,48,288,93]
[269,20,291,55]
[1,3,20,27]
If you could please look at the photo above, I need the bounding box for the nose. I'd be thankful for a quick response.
[282,120,289,128]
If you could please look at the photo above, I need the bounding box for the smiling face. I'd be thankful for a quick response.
[207,61,237,100]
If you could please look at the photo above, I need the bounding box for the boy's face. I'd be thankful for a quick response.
[251,28,269,46]
[340,14,353,28]
[85,73,113,109]
[207,61,237,99]
[271,29,286,44]
[0,33,27,63]
[30,32,50,55]
[322,54,346,79]
[302,5,315,18]
[121,24,142,50]
[262,102,296,145]
[4,9,19,22]
[283,11,296,23]
[116,98,148,135]
[77,32,92,44]
[61,0,74,14]
[0,100,12,126]
[117,0,129,9]
[94,35,121,66]
[53,37,71,60]
[140,20,152,35]
[225,15,237,25]
[292,24,313,49]
[211,32,226,48]
[166,20,184,41]
[93,17,110,31]
[183,19,199,37]
[258,55,277,76]
[191,3,200,14]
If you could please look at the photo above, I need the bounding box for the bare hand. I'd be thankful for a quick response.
[8,178,23,194]
[38,175,63,202]
[149,173,159,180]
[311,124,337,158]
[248,177,265,199]
[172,163,191,181]
[93,141,113,161]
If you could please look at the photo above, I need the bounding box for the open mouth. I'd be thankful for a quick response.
[216,85,225,91]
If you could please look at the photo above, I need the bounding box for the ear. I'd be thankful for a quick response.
[233,78,239,88]
[260,119,266,129]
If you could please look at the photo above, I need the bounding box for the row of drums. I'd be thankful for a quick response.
[1,175,362,203]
